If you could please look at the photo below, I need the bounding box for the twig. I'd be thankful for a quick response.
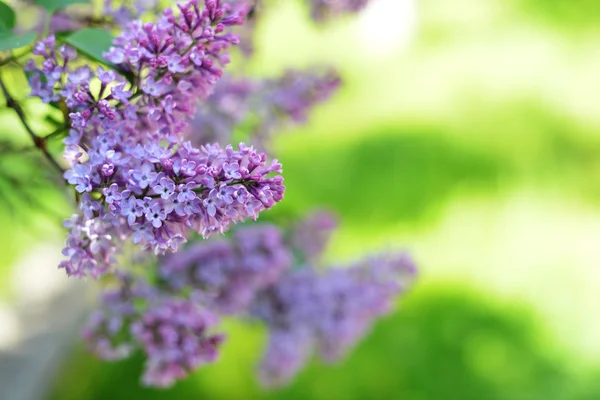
[0,46,34,67]
[0,73,65,175]
[45,126,68,140]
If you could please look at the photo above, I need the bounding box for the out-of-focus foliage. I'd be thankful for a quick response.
[277,128,510,227]
[514,0,600,31]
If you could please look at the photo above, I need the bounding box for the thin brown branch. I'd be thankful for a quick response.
[0,46,33,67]
[0,72,65,176]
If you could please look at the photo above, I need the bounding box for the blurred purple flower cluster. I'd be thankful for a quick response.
[308,0,371,22]
[254,251,416,386]
[83,272,224,387]
[103,0,162,27]
[84,211,416,387]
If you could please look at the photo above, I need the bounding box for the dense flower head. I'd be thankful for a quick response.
[188,69,341,149]
[160,212,416,387]
[26,1,285,279]
[160,224,292,313]
[102,0,251,130]
[59,136,284,277]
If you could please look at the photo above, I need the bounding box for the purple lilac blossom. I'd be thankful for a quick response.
[26,1,285,279]
[132,298,224,387]
[158,211,416,386]
[159,224,292,313]
[27,0,419,389]
[84,273,224,388]
[251,252,417,387]
[188,69,341,149]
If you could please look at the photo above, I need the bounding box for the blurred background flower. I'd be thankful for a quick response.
[2,0,600,398]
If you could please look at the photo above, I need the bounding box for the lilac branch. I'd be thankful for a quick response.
[0,73,65,175]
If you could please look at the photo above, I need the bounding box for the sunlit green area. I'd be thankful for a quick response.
[2,0,600,398]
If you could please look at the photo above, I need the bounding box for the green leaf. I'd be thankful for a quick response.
[0,32,36,51]
[33,0,89,13]
[65,28,115,66]
[0,2,16,32]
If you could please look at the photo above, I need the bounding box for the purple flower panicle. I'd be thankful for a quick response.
[83,274,224,388]
[27,2,285,279]
[252,252,417,387]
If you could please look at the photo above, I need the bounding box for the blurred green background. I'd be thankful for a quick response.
[2,0,600,398]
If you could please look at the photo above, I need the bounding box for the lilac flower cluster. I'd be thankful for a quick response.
[131,298,223,387]
[83,211,416,387]
[159,224,292,313]
[59,139,284,277]
[83,273,223,387]
[188,69,341,148]
[26,36,77,104]
[253,252,416,386]
[26,1,285,279]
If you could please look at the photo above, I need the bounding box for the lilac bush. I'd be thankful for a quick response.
[0,0,415,390]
